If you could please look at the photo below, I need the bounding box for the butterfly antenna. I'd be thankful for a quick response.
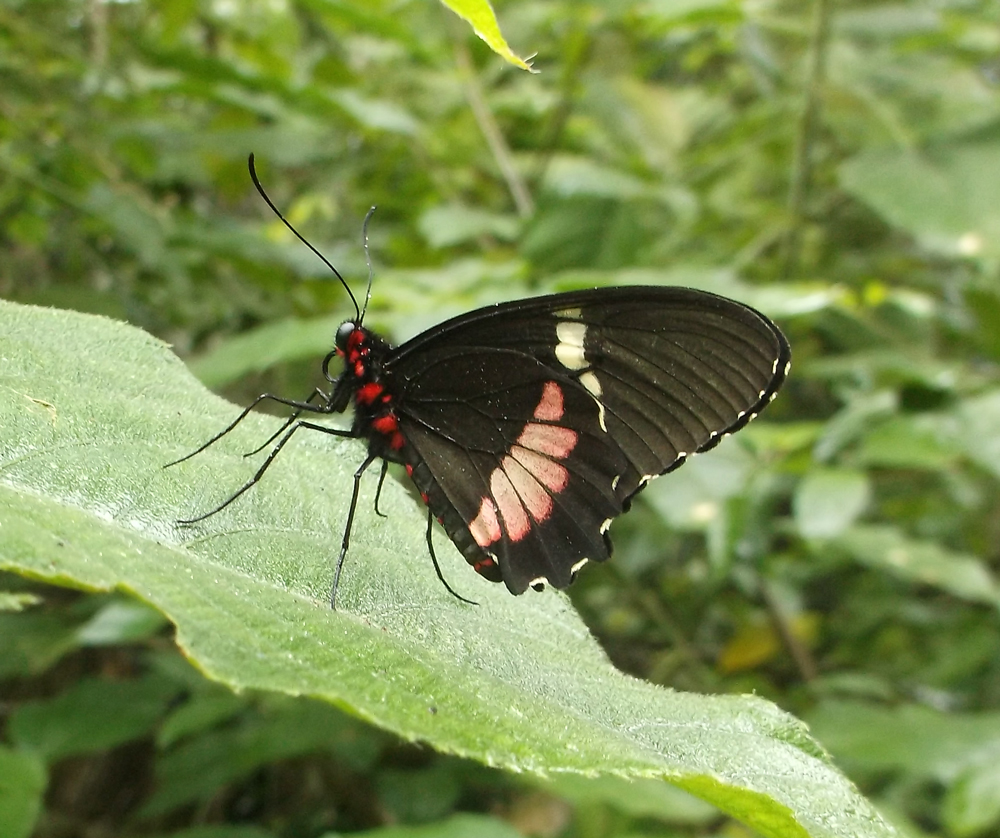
[247,153,361,322]
[359,206,377,323]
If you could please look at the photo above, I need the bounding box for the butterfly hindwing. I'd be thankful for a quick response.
[384,287,790,593]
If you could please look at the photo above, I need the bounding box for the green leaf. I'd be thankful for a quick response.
[0,746,46,838]
[0,300,892,838]
[943,757,1000,838]
[794,469,871,540]
[440,1,535,72]
[839,143,1000,260]
[832,525,1000,606]
[807,701,1000,781]
[8,672,182,763]
[188,315,343,387]
[347,813,523,838]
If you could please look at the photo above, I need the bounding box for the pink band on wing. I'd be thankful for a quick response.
[491,468,530,542]
[516,423,578,459]
[502,455,554,523]
[470,496,501,547]
[533,381,565,421]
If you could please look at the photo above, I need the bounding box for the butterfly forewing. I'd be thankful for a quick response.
[383,287,790,593]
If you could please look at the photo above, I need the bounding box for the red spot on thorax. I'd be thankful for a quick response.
[372,414,398,434]
[357,382,384,405]
[347,329,365,351]
[354,362,365,377]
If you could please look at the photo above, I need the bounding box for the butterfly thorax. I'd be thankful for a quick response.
[333,321,406,463]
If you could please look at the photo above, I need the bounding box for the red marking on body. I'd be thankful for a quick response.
[502,456,553,522]
[336,348,344,357]
[491,469,530,542]
[405,464,414,477]
[473,557,495,573]
[511,445,568,493]
[516,423,577,459]
[469,497,501,548]
[357,382,384,406]
[533,381,565,421]
[354,362,365,377]
[390,432,405,450]
[347,329,365,350]
[420,492,429,504]
[381,394,391,403]
[372,414,398,434]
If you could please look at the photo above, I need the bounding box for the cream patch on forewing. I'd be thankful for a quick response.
[555,307,582,320]
[579,370,606,431]
[555,321,588,370]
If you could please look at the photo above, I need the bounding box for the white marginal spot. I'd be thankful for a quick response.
[555,321,588,371]
[611,474,621,490]
[571,557,589,575]
[600,518,613,533]
[638,474,654,488]
[556,307,582,320]
[579,370,606,432]
[528,576,549,590]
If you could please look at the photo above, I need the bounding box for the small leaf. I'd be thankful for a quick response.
[943,756,1000,838]
[0,746,46,838]
[8,673,182,763]
[833,525,1000,605]
[794,469,871,539]
[441,0,535,72]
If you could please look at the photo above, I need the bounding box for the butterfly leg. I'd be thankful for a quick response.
[242,388,332,457]
[331,451,380,610]
[165,390,335,468]
[425,511,478,606]
[372,459,390,518]
[178,419,354,524]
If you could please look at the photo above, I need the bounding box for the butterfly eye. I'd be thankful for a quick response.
[335,321,356,351]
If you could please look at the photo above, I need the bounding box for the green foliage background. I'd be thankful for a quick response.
[2,1,1000,837]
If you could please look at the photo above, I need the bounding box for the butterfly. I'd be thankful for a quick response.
[172,156,791,608]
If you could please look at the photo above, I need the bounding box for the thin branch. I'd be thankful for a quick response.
[453,42,534,218]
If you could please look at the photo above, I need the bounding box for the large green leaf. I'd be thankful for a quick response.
[0,300,893,838]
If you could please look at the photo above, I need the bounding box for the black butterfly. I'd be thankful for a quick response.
[172,156,790,608]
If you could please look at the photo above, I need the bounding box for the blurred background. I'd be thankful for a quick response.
[3,0,1000,836]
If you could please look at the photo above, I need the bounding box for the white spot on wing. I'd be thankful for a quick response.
[578,370,606,431]
[555,321,588,371]
[600,518,613,533]
[571,558,589,574]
